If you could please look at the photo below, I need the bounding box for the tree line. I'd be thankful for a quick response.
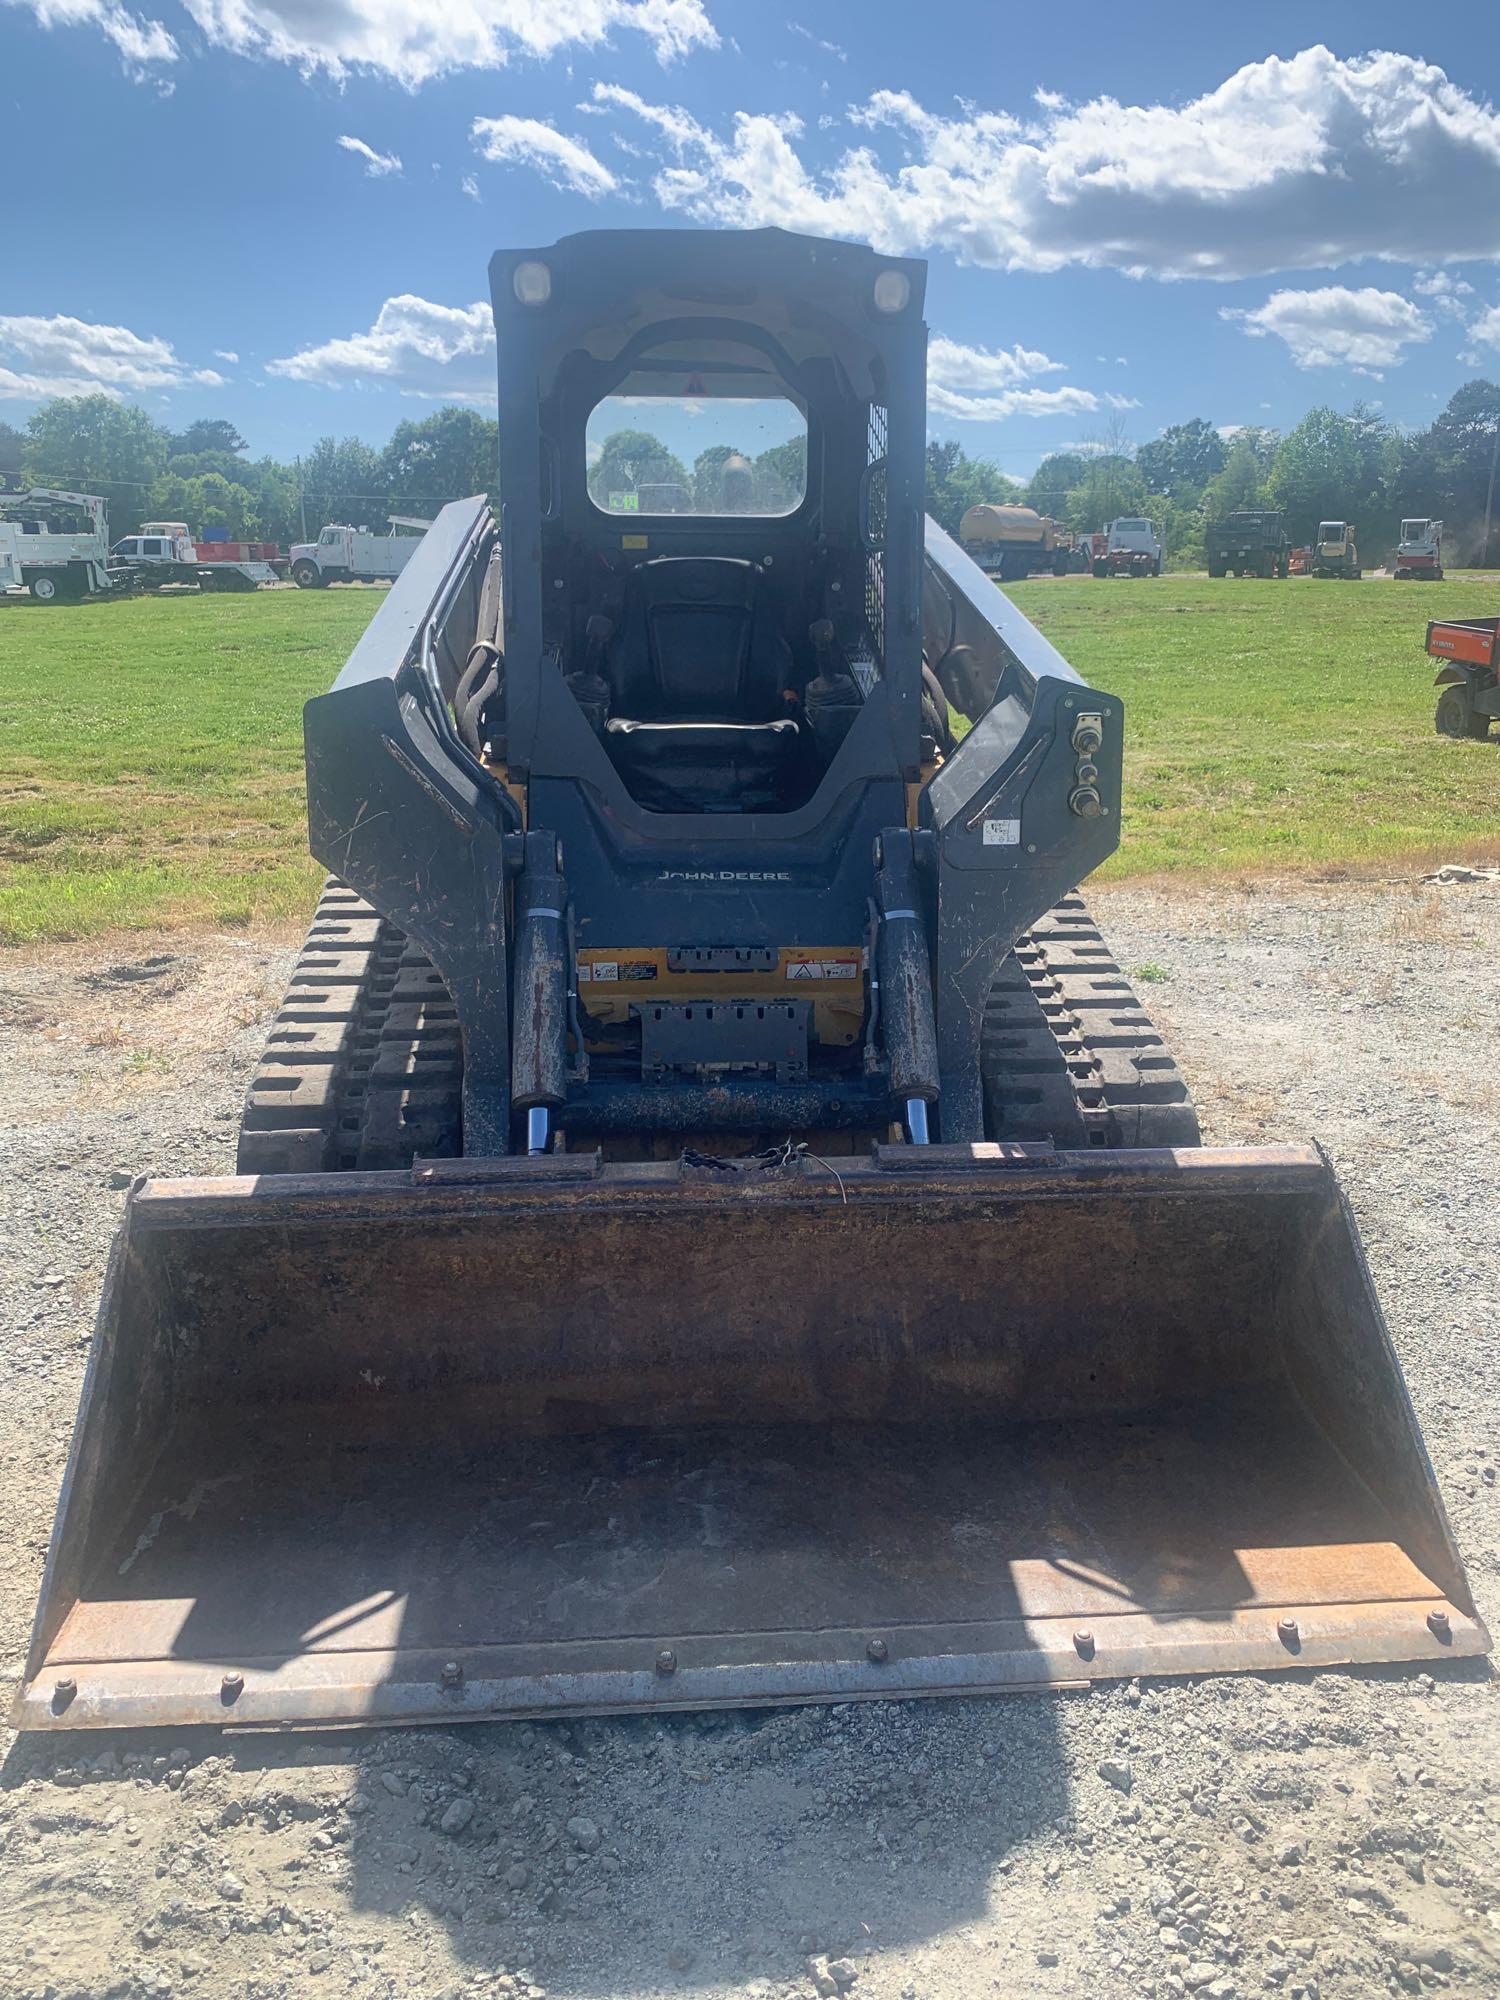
[586,430,808,514]
[4,380,1498,565]
[927,381,1500,566]
[0,399,498,544]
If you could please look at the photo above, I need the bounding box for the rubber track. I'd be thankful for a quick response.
[236,882,462,1175]
[981,894,1201,1149]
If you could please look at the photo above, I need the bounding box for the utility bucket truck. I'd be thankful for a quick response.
[290,518,432,588]
[0,490,120,602]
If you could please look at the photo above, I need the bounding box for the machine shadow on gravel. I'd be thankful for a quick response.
[331,1703,1075,1985]
[0,1698,1073,1987]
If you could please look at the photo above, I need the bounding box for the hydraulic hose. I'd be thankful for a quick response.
[510,832,571,1154]
[874,830,940,1143]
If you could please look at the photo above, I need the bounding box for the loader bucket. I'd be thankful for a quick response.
[15,1144,1486,1732]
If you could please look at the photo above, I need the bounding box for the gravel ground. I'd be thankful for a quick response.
[1,877,1496,2000]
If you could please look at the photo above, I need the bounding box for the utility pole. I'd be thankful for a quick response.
[296,457,307,542]
[1483,418,1499,569]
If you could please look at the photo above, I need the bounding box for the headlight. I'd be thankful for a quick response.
[513,260,552,307]
[873,268,911,314]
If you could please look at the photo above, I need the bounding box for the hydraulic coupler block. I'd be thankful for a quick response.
[1068,710,1107,818]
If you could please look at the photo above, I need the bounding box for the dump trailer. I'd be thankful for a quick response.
[1312,521,1361,579]
[1427,615,1497,738]
[1205,510,1290,579]
[959,503,1070,580]
[16,228,1487,1735]
[1396,519,1444,581]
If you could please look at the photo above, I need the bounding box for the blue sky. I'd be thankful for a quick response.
[3,0,1499,476]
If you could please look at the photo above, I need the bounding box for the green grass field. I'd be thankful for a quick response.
[1010,569,1498,880]
[0,588,374,944]
[0,573,1496,943]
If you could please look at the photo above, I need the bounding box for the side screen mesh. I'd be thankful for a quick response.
[865,402,888,663]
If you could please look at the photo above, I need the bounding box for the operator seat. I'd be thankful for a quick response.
[601,557,800,811]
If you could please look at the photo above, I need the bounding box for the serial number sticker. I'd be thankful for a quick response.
[786,960,859,981]
[983,818,1022,846]
[589,961,618,982]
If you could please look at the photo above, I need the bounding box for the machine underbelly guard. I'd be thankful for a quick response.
[15,1144,1486,1731]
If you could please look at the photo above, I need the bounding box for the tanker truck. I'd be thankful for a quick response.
[959,502,1070,581]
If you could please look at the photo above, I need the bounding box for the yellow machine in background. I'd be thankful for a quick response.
[959,503,1070,581]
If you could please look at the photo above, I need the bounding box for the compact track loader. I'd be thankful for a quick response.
[15,230,1487,1733]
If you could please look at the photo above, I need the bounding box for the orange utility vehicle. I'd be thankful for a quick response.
[1426,616,1498,739]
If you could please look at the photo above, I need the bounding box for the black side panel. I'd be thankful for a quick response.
[303,499,517,1155]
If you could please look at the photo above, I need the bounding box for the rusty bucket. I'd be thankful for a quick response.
[14,1142,1486,1731]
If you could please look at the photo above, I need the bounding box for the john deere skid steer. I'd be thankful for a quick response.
[15,230,1486,1731]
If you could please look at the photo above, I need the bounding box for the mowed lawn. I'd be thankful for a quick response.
[1,571,1497,943]
[0,587,378,943]
[1009,569,1499,879]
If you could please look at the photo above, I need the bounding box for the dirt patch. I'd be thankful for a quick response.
[1,881,1496,2000]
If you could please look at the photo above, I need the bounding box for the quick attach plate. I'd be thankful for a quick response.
[634,999,810,1083]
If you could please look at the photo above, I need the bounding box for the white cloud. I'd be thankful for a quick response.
[471,115,618,197]
[268,295,494,401]
[787,20,844,61]
[8,0,715,83]
[214,349,239,363]
[0,313,223,401]
[594,47,1500,281]
[1411,270,1479,323]
[176,0,713,86]
[338,134,403,178]
[924,333,1097,422]
[924,333,1098,422]
[461,174,481,203]
[4,0,176,70]
[1467,304,1500,353]
[929,384,1099,423]
[1103,392,1142,410]
[1223,285,1432,374]
[927,335,1064,393]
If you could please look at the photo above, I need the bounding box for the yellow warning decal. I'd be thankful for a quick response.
[578,946,865,1045]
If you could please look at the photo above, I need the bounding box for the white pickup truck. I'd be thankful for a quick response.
[289,518,430,588]
[0,488,118,602]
